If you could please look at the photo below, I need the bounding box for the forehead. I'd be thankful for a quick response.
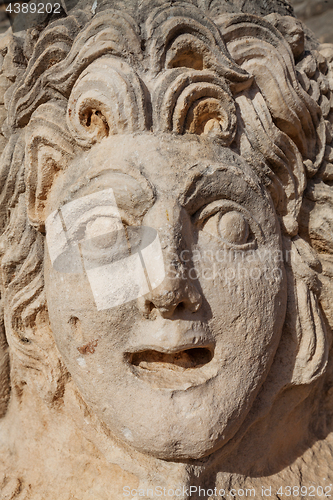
[55,133,263,206]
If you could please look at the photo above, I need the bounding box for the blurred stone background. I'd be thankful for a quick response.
[0,0,332,44]
[0,3,11,32]
[289,0,333,43]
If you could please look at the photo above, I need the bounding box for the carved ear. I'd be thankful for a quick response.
[284,236,329,385]
[292,278,328,385]
[25,101,77,231]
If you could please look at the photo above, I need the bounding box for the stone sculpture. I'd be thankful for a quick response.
[0,0,333,498]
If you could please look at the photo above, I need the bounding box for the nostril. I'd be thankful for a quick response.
[137,297,159,319]
[175,302,186,312]
[146,301,155,313]
[137,278,203,318]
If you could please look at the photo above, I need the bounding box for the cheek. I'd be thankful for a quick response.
[44,252,141,365]
[195,247,287,355]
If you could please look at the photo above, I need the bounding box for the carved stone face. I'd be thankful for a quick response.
[44,133,287,460]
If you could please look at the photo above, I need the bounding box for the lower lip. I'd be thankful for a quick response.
[125,349,219,390]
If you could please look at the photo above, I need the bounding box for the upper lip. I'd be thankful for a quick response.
[125,326,215,356]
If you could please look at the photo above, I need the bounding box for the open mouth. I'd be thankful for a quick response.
[125,346,217,389]
[129,347,213,371]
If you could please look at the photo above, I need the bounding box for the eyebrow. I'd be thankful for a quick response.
[63,165,154,207]
[181,163,264,214]
[62,157,265,218]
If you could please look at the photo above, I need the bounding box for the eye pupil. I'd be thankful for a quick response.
[86,217,119,239]
[218,211,249,245]
[84,217,123,250]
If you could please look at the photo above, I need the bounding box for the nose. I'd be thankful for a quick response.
[142,272,202,319]
[138,201,202,319]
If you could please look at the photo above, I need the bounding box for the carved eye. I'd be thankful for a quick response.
[84,216,122,250]
[79,216,129,269]
[218,211,249,245]
[201,209,251,246]
[64,206,129,268]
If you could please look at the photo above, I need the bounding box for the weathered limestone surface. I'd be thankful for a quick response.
[0,0,333,498]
